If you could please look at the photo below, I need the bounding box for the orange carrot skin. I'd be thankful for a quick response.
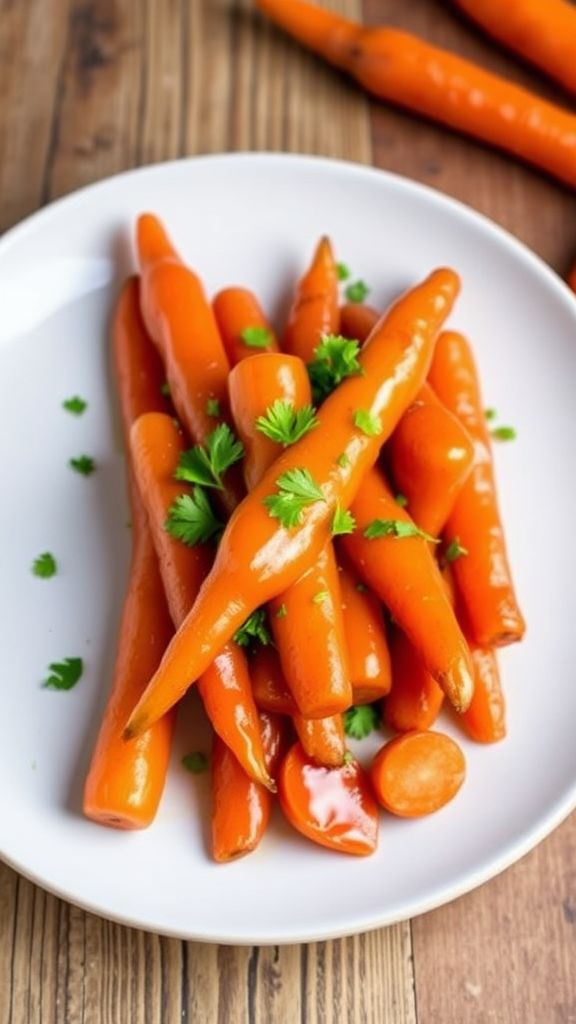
[130,412,273,789]
[125,269,459,738]
[454,0,576,98]
[340,303,379,344]
[342,468,474,713]
[429,331,525,648]
[390,383,474,538]
[279,743,379,856]
[293,713,346,768]
[136,214,243,515]
[370,731,466,818]
[212,712,287,862]
[83,279,174,829]
[338,559,391,702]
[384,628,444,733]
[283,236,340,362]
[213,287,279,367]
[251,645,298,716]
[568,264,576,294]
[256,0,576,189]
[459,646,506,744]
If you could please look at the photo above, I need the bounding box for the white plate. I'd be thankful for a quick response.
[1,153,575,945]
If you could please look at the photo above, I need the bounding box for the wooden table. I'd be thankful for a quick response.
[1,1,576,1021]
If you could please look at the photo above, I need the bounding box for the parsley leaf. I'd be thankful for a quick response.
[336,262,350,282]
[241,326,273,349]
[342,750,355,764]
[165,489,223,546]
[491,426,516,442]
[345,280,370,304]
[363,519,439,543]
[312,590,329,604]
[206,398,220,418]
[42,657,83,691]
[307,334,362,402]
[234,608,271,647]
[331,504,356,537]
[337,452,350,469]
[175,424,244,490]
[182,751,208,774]
[160,381,171,397]
[344,703,380,739]
[353,409,382,437]
[484,407,497,422]
[32,552,57,578]
[263,468,325,528]
[69,455,95,476]
[395,493,408,508]
[276,603,287,619]
[444,537,469,563]
[256,400,318,447]
[62,396,87,415]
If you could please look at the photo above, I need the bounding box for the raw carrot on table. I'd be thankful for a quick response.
[83,278,174,830]
[429,331,526,648]
[256,0,576,189]
[283,236,340,361]
[123,267,460,739]
[130,411,273,790]
[213,287,279,366]
[453,0,576,99]
[370,730,466,818]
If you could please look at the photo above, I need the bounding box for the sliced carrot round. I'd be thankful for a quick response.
[278,742,379,856]
[370,730,466,818]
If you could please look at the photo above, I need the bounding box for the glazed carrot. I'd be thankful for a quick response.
[454,0,576,98]
[283,236,340,362]
[459,646,506,744]
[136,214,243,514]
[213,287,279,366]
[83,279,174,829]
[342,468,474,713]
[340,302,378,344]
[370,731,466,817]
[279,743,379,855]
[384,628,444,733]
[568,263,576,294]
[338,558,391,703]
[251,645,298,716]
[257,0,576,189]
[390,383,474,538]
[429,331,526,648]
[212,712,287,862]
[130,412,273,789]
[125,268,460,738]
[293,713,346,768]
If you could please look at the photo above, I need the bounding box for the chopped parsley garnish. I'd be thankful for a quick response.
[363,519,438,543]
[160,381,171,397]
[337,452,350,469]
[491,426,517,442]
[395,493,408,508]
[331,504,356,537]
[336,262,351,282]
[344,280,370,304]
[206,398,220,418]
[164,489,223,546]
[234,609,271,647]
[307,334,362,402]
[276,603,288,619]
[182,752,208,774]
[256,399,318,447]
[353,409,382,437]
[69,455,95,476]
[355,582,367,593]
[484,408,497,422]
[444,537,469,563]
[240,326,273,349]
[342,750,355,765]
[263,468,325,528]
[32,552,57,578]
[344,703,380,740]
[42,658,83,691]
[174,424,244,490]
[312,590,329,604]
[62,396,87,415]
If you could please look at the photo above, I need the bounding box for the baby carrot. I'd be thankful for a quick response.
[337,557,392,703]
[279,744,379,855]
[429,331,526,648]
[130,412,273,789]
[339,303,379,344]
[370,731,466,817]
[136,213,243,514]
[293,712,346,768]
[454,0,576,98]
[212,712,287,862]
[125,268,460,737]
[251,645,298,716]
[283,236,340,362]
[459,645,506,744]
[384,628,444,733]
[342,467,474,713]
[213,287,279,366]
[83,278,174,830]
[257,0,576,189]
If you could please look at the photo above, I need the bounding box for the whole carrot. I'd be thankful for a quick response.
[384,627,444,733]
[293,712,346,768]
[125,268,460,738]
[251,645,298,716]
[213,287,279,366]
[340,303,379,344]
[283,236,340,362]
[136,214,243,514]
[429,331,526,648]
[83,278,174,829]
[337,558,391,703]
[130,411,273,789]
[454,0,576,98]
[460,645,506,744]
[257,0,576,189]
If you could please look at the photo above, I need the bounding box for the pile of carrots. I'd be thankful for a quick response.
[82,213,525,860]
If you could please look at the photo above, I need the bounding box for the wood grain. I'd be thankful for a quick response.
[1,0,576,1021]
